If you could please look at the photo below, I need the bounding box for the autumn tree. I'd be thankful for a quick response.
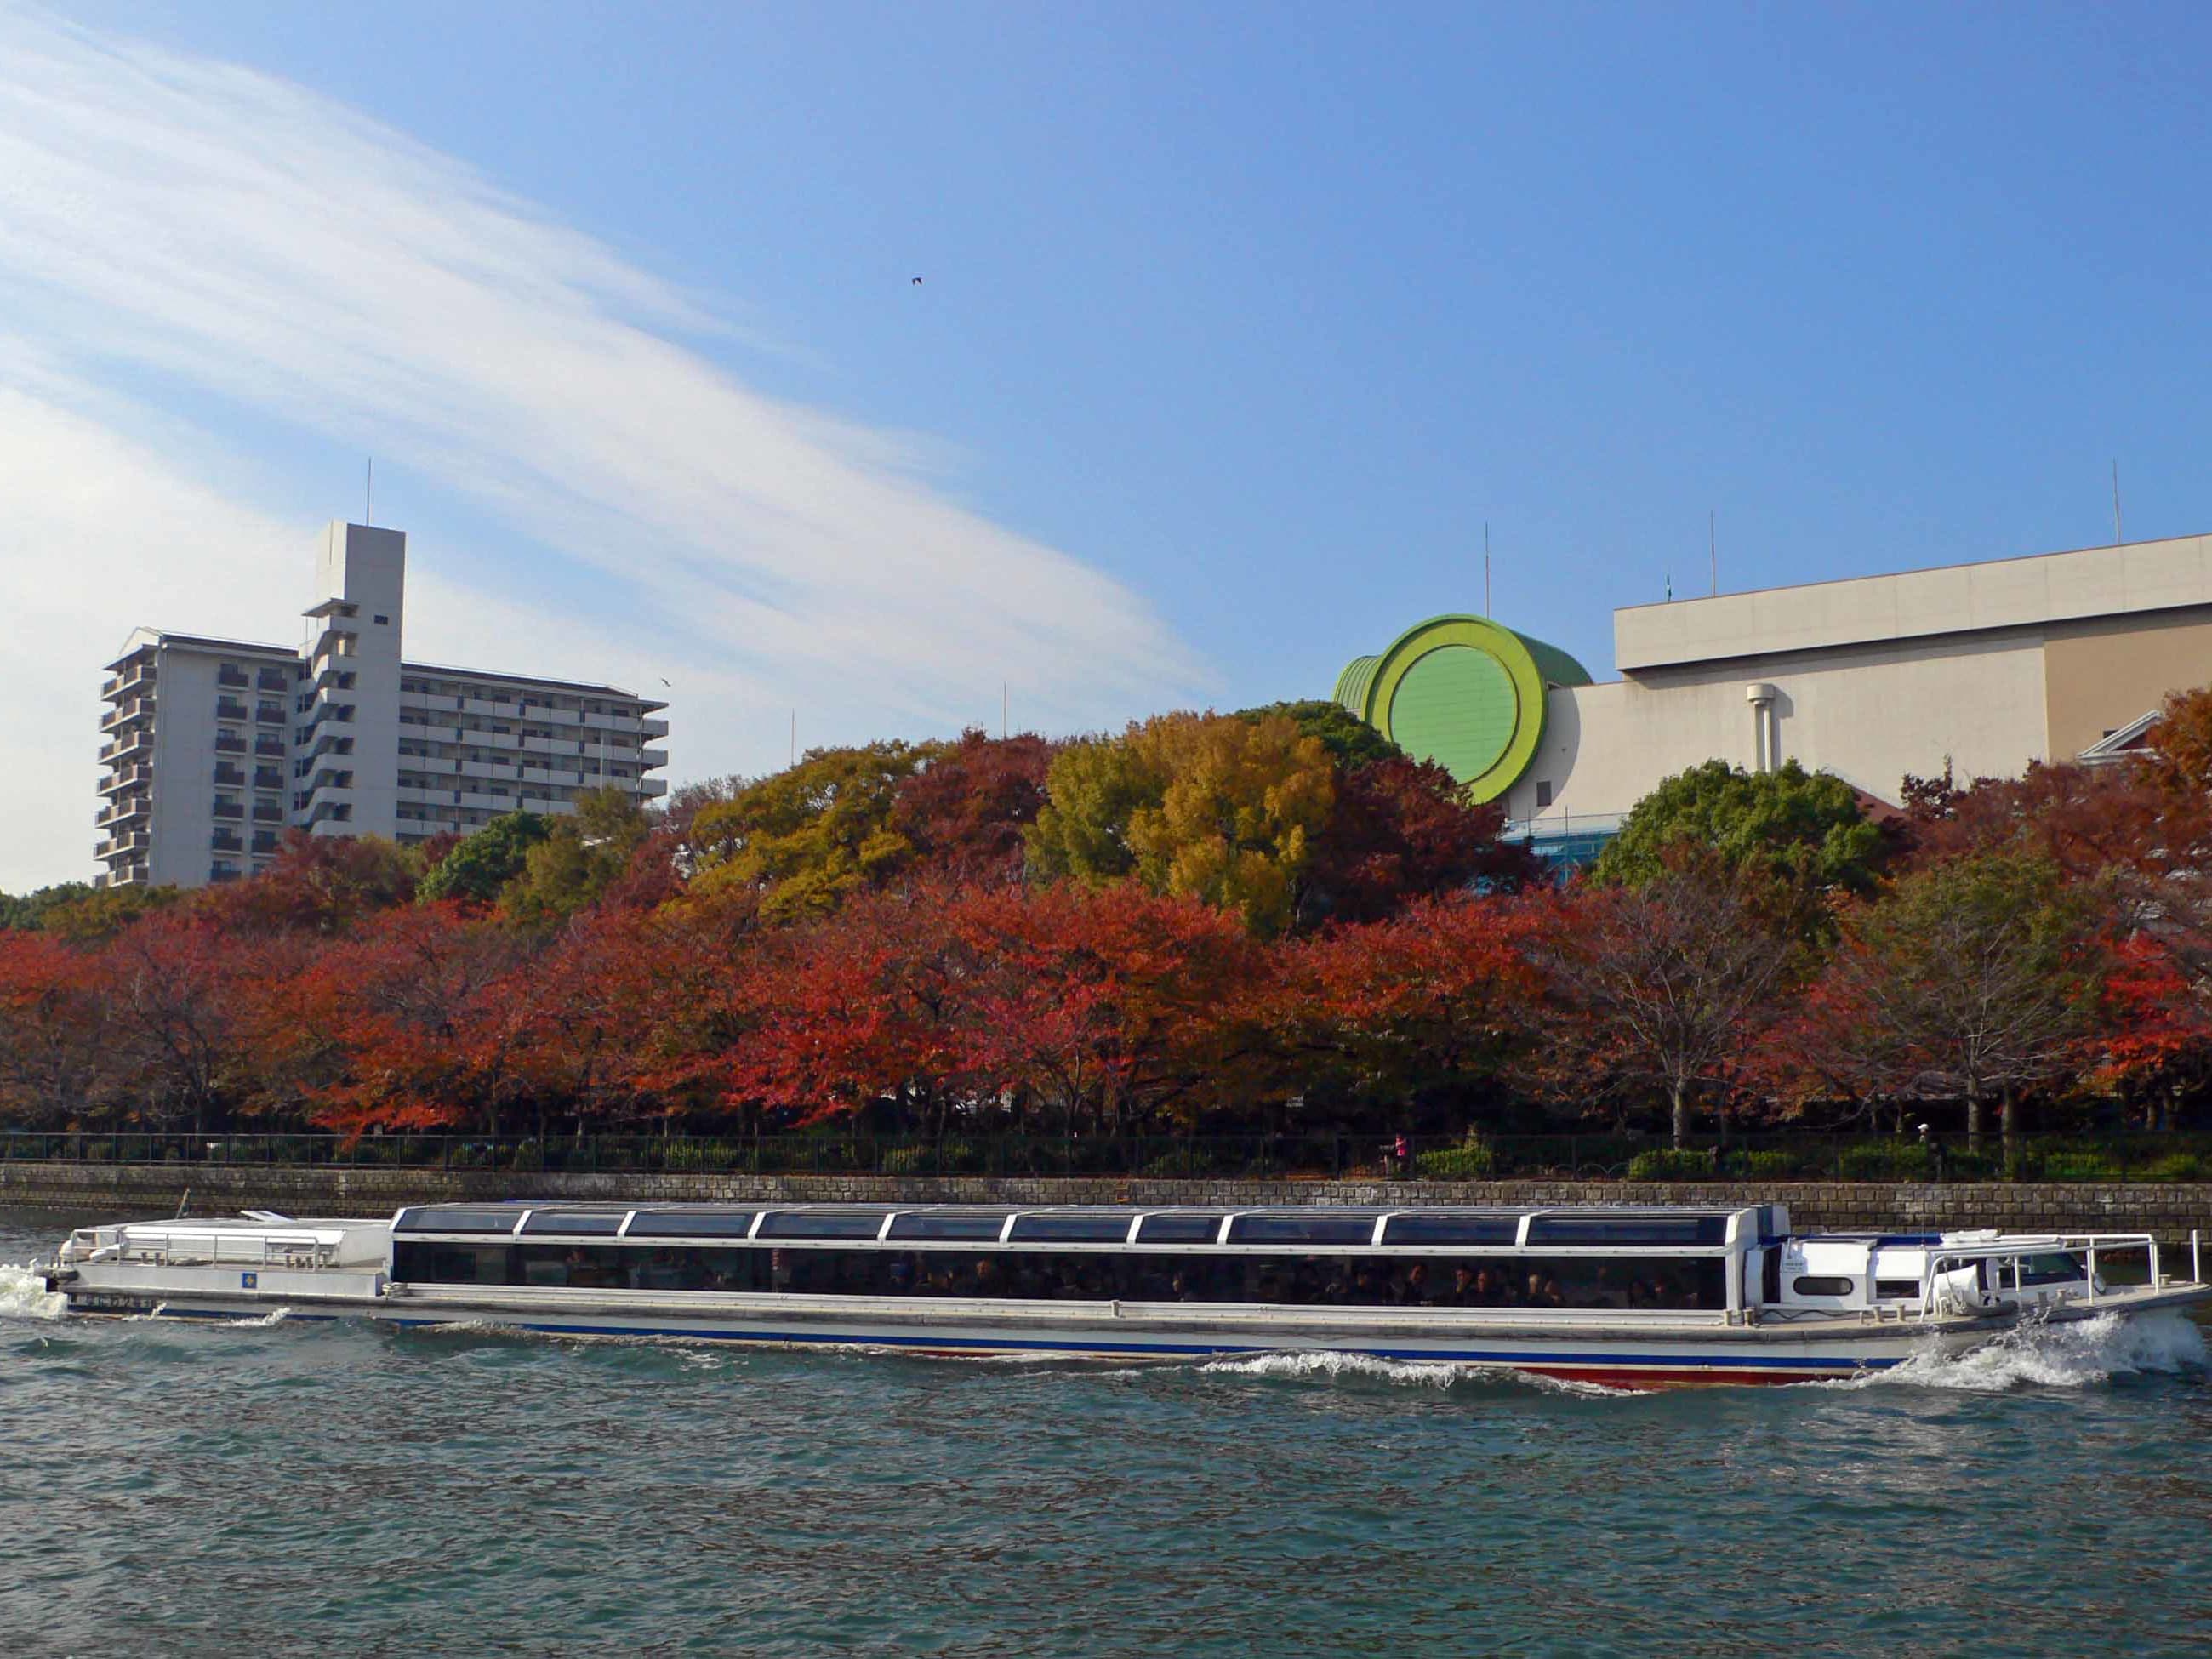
[1027,712,1336,936]
[1533,854,1800,1148]
[1805,850,2104,1154]
[198,833,419,935]
[1274,891,1545,1124]
[1235,699,1407,769]
[2138,681,2212,799]
[890,729,1057,884]
[0,931,117,1126]
[1301,756,1541,925]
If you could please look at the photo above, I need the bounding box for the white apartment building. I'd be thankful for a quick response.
[96,522,668,890]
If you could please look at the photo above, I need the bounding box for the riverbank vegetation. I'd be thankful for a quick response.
[7,693,2212,1165]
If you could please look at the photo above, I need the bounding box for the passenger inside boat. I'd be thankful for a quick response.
[391,1239,1730,1312]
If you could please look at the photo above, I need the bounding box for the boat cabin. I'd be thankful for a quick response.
[388,1202,1789,1315]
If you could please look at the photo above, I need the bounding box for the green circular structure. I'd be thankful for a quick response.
[1333,615,1593,802]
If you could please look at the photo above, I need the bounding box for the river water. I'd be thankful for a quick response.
[3,1212,2209,1657]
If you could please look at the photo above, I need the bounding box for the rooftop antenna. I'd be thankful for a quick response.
[364,458,373,527]
[1709,510,1718,596]
[1484,522,1491,615]
[1001,681,1009,739]
[2112,459,2123,546]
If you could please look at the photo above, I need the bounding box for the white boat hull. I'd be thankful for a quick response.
[55,1273,2202,1389]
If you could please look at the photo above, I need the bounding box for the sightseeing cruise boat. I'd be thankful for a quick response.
[37,1201,2212,1388]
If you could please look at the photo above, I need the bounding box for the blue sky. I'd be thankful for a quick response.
[3,2,2209,887]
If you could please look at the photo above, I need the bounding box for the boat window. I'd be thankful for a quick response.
[1382,1215,1520,1246]
[1525,1216,1729,1246]
[1134,1214,1227,1244]
[519,1211,627,1236]
[1224,1214,1378,1246]
[1874,1279,1920,1299]
[2018,1252,2086,1287]
[1007,1214,1136,1244]
[393,1243,511,1283]
[885,1214,1009,1242]
[393,1207,526,1234]
[388,1243,1726,1310]
[755,1211,891,1240]
[1793,1276,1856,1297]
[625,1211,761,1239]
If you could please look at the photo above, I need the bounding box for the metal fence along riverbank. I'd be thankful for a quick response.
[6,1127,2212,1183]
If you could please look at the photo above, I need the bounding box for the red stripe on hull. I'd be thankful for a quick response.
[1519,1364,1845,1390]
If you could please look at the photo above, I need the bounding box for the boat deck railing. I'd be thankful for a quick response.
[68,1227,345,1272]
[1915,1232,2186,1319]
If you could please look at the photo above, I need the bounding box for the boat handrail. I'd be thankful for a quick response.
[1915,1232,2162,1319]
[103,1231,343,1271]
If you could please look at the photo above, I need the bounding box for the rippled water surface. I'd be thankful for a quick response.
[4,1211,2210,1656]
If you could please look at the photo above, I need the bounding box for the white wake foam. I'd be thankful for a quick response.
[1195,1349,1625,1396]
[1846,1311,2207,1394]
[0,1263,67,1321]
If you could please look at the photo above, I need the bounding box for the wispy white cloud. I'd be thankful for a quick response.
[0,7,1206,889]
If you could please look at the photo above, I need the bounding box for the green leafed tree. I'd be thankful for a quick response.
[0,883,100,932]
[1593,759,1885,917]
[417,812,552,905]
[502,789,655,926]
[687,742,925,922]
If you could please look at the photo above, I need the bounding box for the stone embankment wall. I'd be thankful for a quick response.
[4,1161,2210,1250]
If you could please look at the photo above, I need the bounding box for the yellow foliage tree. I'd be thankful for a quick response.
[1028,713,1334,935]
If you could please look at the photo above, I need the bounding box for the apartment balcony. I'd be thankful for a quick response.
[100,765,152,796]
[99,729,152,764]
[214,699,249,721]
[209,864,242,884]
[250,802,286,824]
[459,790,517,812]
[306,769,355,795]
[214,733,247,755]
[94,830,150,859]
[212,801,243,821]
[217,667,250,689]
[640,748,668,769]
[254,702,288,725]
[211,831,243,853]
[254,735,288,759]
[639,777,669,798]
[100,698,154,733]
[640,718,670,739]
[212,762,246,787]
[95,795,150,830]
[251,830,281,853]
[256,667,293,692]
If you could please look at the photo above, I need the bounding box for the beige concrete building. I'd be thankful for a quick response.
[1495,531,2212,834]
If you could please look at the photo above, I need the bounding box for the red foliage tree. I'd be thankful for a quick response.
[1300,757,1541,927]
[1274,892,1547,1121]
[891,730,1058,885]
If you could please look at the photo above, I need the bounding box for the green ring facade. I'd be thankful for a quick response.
[1334,615,1593,802]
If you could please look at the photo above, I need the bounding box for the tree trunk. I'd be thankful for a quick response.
[1965,1087,1983,1154]
[1670,1081,1690,1150]
[2000,1088,2018,1172]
